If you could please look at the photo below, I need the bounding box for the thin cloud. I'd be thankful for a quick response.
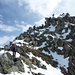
[53,0,75,16]
[15,20,32,32]
[1,0,75,16]
[17,0,75,17]
[35,18,45,27]
[16,23,33,32]
[0,23,18,32]
[20,0,62,17]
[0,36,15,46]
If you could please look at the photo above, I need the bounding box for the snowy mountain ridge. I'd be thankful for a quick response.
[0,13,75,75]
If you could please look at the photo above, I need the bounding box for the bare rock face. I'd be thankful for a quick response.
[0,53,24,74]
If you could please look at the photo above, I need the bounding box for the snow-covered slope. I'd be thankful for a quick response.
[0,49,63,75]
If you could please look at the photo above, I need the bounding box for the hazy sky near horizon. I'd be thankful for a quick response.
[0,0,75,46]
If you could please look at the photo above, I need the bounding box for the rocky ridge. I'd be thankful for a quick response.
[0,13,75,75]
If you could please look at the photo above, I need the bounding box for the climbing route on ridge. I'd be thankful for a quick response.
[0,13,75,75]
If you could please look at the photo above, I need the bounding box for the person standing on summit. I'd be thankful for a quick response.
[28,27,33,34]
[52,14,54,18]
[33,25,35,30]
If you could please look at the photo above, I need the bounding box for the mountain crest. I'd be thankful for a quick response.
[0,13,75,75]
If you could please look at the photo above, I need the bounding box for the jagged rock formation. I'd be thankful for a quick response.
[0,13,75,75]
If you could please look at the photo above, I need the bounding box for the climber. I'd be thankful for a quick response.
[11,43,18,61]
[42,24,44,28]
[33,25,35,30]
[28,27,33,34]
[52,14,54,18]
[28,27,33,38]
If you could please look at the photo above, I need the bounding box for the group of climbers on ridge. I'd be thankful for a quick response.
[10,25,36,61]
[9,13,58,61]
[10,24,45,61]
[10,16,57,61]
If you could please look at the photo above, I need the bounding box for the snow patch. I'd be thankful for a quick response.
[32,57,63,75]
[50,51,69,69]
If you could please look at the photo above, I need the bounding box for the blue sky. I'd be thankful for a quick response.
[0,0,75,46]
